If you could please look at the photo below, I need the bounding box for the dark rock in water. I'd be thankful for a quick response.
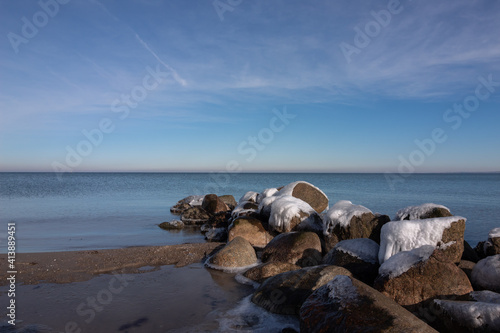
[243,262,300,283]
[207,237,257,269]
[374,249,473,314]
[170,202,191,215]
[323,238,380,285]
[159,220,184,230]
[262,232,322,267]
[251,265,352,315]
[228,217,273,248]
[462,240,480,263]
[300,275,438,333]
[181,206,211,225]
[219,195,237,210]
[205,228,227,242]
[202,194,230,214]
[471,254,500,292]
[170,195,205,214]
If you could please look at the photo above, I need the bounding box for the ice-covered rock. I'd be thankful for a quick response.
[471,254,500,292]
[243,262,301,283]
[158,220,184,230]
[228,217,273,248]
[484,227,500,256]
[231,200,260,220]
[322,200,388,251]
[268,195,318,233]
[300,275,438,333]
[374,249,473,312]
[262,232,322,267]
[206,237,258,272]
[323,238,380,285]
[434,298,500,332]
[394,203,452,220]
[257,187,279,204]
[239,191,259,204]
[251,265,352,315]
[378,216,466,264]
[277,181,329,214]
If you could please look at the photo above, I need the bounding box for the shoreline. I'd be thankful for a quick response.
[0,242,223,286]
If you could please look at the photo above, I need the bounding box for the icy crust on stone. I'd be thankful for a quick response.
[277,181,328,200]
[434,299,500,331]
[334,239,380,264]
[257,188,279,203]
[178,195,205,206]
[471,291,500,304]
[204,258,260,274]
[327,275,360,308]
[269,196,315,232]
[378,245,434,279]
[489,227,500,239]
[258,196,279,216]
[394,203,449,220]
[323,200,372,235]
[378,216,466,264]
[239,191,259,204]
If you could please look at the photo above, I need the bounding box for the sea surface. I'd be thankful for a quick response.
[1,172,499,253]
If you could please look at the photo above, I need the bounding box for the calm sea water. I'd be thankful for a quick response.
[1,172,499,253]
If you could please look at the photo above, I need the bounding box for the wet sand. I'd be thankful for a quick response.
[0,242,224,286]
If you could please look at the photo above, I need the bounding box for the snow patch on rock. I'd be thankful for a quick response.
[323,200,372,235]
[378,245,435,279]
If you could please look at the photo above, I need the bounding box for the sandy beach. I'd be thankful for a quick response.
[0,242,223,286]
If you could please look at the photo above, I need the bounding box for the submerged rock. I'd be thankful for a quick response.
[251,265,352,315]
[159,220,184,230]
[300,275,438,333]
[262,232,322,267]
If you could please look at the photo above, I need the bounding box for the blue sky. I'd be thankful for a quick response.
[1,0,499,173]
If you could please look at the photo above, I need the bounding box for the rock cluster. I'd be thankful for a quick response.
[165,181,500,331]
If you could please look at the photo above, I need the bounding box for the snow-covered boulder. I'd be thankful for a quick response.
[300,275,438,333]
[170,194,205,214]
[228,217,273,248]
[434,295,500,333]
[262,232,322,267]
[484,227,500,256]
[268,195,321,233]
[258,195,279,218]
[201,194,229,214]
[256,187,279,204]
[239,191,260,204]
[323,200,389,251]
[206,237,258,272]
[394,203,452,220]
[277,181,329,214]
[231,200,260,220]
[323,238,380,285]
[374,248,473,312]
[471,254,500,292]
[378,216,466,264]
[251,265,352,315]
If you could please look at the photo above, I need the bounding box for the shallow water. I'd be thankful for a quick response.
[0,263,298,332]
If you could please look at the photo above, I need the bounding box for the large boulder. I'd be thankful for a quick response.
[484,227,500,256]
[268,196,320,233]
[262,232,322,267]
[300,275,437,333]
[239,191,259,204]
[374,247,473,313]
[323,238,380,285]
[378,216,466,264]
[228,217,273,248]
[277,181,329,214]
[219,195,237,210]
[231,201,260,220]
[170,195,205,214]
[394,203,452,220]
[251,265,352,315]
[243,262,300,283]
[181,206,211,225]
[323,200,389,251]
[433,294,500,333]
[471,254,500,292]
[201,194,229,214]
[207,237,257,270]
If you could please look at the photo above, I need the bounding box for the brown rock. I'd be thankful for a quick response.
[440,219,466,264]
[243,262,300,283]
[228,217,273,248]
[300,275,438,333]
[485,228,500,256]
[262,232,322,267]
[202,194,229,214]
[458,260,476,282]
[251,265,352,315]
[181,206,211,225]
[208,237,257,269]
[287,181,329,214]
[170,202,191,215]
[158,220,184,230]
[170,195,204,214]
[219,195,237,210]
[374,250,473,313]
